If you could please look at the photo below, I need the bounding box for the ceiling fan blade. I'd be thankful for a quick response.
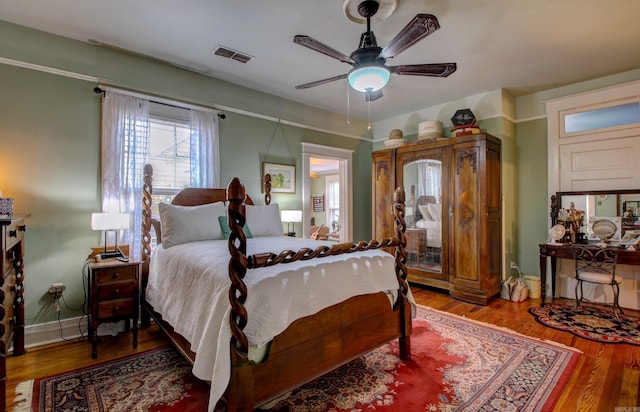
[294,35,355,65]
[390,63,457,77]
[295,73,348,89]
[380,14,441,60]
[366,89,383,102]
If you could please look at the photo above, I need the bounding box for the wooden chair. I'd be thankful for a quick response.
[571,245,623,321]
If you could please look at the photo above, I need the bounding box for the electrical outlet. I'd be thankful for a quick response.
[48,283,66,294]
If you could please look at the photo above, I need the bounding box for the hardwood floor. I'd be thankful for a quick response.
[5,286,640,411]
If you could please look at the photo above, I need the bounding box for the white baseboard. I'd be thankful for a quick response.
[23,316,86,349]
[21,316,130,350]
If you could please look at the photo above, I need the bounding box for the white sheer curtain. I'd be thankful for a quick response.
[190,109,220,187]
[100,90,220,259]
[417,161,441,198]
[101,92,150,260]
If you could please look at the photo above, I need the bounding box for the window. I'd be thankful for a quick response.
[100,90,220,258]
[561,99,640,137]
[418,160,442,199]
[424,161,441,198]
[147,105,192,217]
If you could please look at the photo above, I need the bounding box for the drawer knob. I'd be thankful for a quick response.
[18,225,26,232]
[113,306,120,312]
[9,229,17,238]
[112,273,120,279]
[114,289,120,294]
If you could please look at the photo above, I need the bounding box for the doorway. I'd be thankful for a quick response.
[302,143,353,242]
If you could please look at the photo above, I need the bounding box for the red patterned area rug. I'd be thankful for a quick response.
[529,303,640,345]
[15,306,581,412]
[13,346,209,412]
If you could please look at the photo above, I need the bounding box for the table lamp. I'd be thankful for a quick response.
[281,210,302,237]
[91,212,130,259]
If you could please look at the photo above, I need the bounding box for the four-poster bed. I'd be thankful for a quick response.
[140,165,412,411]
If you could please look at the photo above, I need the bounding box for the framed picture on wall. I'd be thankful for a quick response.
[313,195,324,212]
[263,162,296,193]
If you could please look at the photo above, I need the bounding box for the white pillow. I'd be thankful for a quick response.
[246,204,283,236]
[418,204,433,221]
[427,203,442,221]
[158,201,226,248]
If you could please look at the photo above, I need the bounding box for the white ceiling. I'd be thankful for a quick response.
[1,0,640,122]
[310,157,340,174]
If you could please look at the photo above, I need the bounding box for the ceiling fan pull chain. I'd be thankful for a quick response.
[367,97,372,131]
[346,82,351,126]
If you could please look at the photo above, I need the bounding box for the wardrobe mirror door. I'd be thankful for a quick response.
[404,159,442,273]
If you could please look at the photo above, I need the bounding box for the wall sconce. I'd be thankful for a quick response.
[91,212,130,259]
[281,210,302,237]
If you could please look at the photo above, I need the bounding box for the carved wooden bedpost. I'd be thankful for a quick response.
[140,164,153,328]
[142,164,153,264]
[393,186,408,298]
[550,194,559,226]
[264,173,272,206]
[393,186,411,361]
[226,177,254,411]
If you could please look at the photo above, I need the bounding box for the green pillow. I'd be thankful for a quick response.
[218,216,253,239]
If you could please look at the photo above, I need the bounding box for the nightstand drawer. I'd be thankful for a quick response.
[95,265,136,284]
[97,298,134,319]
[97,282,135,301]
[3,219,26,251]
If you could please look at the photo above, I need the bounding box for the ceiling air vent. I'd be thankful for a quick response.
[212,45,253,63]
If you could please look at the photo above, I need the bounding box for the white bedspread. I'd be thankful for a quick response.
[146,236,409,411]
[415,218,442,248]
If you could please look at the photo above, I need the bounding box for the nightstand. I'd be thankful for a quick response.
[406,227,427,267]
[87,258,140,359]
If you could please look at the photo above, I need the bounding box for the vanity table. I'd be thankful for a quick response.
[539,189,640,306]
[539,243,640,306]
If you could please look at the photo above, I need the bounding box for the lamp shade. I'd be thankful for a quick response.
[91,213,130,231]
[280,210,302,223]
[348,65,390,92]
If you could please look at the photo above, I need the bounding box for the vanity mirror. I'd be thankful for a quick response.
[551,190,640,244]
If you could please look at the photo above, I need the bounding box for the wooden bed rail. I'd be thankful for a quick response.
[247,238,400,269]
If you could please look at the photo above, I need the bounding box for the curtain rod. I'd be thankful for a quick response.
[93,86,226,119]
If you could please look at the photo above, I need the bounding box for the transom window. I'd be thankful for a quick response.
[561,99,640,137]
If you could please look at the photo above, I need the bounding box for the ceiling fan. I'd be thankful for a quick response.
[293,0,457,101]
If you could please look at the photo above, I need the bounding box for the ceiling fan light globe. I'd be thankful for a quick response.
[348,66,390,92]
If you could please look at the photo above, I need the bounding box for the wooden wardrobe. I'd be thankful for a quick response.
[373,133,502,305]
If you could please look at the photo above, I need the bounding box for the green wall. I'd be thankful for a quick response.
[514,119,548,277]
[0,64,100,323]
[0,21,372,327]
[310,175,327,227]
